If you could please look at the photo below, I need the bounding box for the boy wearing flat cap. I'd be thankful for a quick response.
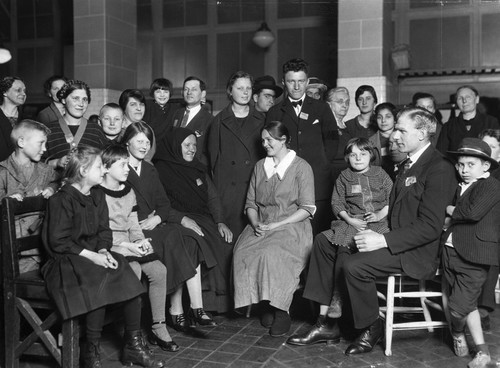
[443,137,500,368]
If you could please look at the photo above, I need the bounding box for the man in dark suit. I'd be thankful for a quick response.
[266,58,338,234]
[172,76,213,163]
[340,107,457,355]
[252,75,282,114]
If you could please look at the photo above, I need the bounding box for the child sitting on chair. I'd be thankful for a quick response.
[0,119,58,271]
[443,138,500,368]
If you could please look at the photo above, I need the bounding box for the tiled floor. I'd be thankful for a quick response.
[15,303,500,368]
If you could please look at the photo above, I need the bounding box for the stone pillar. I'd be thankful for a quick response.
[73,0,137,117]
[337,0,394,121]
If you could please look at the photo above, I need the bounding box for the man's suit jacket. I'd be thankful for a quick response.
[384,145,457,280]
[266,96,337,201]
[443,176,500,266]
[36,102,63,126]
[172,106,213,160]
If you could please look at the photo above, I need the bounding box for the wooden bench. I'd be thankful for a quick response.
[1,196,79,367]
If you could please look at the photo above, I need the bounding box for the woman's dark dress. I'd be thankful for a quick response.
[42,185,145,320]
[126,160,216,295]
[155,127,234,312]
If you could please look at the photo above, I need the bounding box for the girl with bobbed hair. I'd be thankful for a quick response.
[143,78,179,142]
[207,71,265,243]
[0,76,26,161]
[345,85,378,139]
[233,121,316,337]
[44,80,106,169]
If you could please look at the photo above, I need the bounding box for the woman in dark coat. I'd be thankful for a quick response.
[156,127,233,314]
[123,122,218,329]
[206,71,266,242]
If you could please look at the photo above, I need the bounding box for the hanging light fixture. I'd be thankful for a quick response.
[0,44,11,64]
[253,22,275,49]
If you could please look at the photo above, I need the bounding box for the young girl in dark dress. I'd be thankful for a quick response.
[42,145,164,368]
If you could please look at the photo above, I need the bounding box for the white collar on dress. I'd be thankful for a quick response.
[263,150,296,180]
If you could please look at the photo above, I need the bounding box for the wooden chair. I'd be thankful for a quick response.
[377,272,448,356]
[1,196,79,367]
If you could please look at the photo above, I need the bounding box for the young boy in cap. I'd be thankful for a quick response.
[443,137,500,368]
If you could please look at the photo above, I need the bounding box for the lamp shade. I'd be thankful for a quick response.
[0,47,11,64]
[253,22,275,49]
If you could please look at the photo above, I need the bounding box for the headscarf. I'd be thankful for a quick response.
[155,127,209,214]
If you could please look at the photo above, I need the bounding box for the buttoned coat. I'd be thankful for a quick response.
[384,146,457,280]
[442,176,500,266]
[207,104,266,240]
[265,96,338,201]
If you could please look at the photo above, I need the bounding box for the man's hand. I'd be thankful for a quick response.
[354,229,388,252]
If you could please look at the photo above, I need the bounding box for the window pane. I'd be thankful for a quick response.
[164,0,183,28]
[242,0,264,22]
[278,28,302,69]
[217,0,240,24]
[217,33,240,88]
[137,36,153,89]
[137,3,153,30]
[37,14,54,38]
[185,35,208,82]
[304,26,336,86]
[186,0,207,26]
[18,16,36,39]
[482,13,500,66]
[278,0,301,18]
[241,31,265,79]
[163,37,186,87]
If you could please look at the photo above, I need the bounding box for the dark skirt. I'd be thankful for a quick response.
[42,251,145,320]
[186,213,234,313]
[146,223,217,295]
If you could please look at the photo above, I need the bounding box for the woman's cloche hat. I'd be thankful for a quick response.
[447,137,499,169]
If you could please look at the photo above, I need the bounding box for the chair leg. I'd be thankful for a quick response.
[4,294,20,368]
[384,275,395,357]
[61,318,80,368]
[245,305,252,318]
[419,280,434,332]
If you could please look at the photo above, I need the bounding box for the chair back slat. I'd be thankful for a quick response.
[1,197,47,280]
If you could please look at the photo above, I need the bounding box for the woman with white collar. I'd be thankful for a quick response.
[233,121,316,337]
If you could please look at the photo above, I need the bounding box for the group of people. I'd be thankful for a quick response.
[0,56,499,368]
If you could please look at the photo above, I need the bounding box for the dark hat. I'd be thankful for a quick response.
[307,77,327,92]
[253,75,283,97]
[447,137,499,169]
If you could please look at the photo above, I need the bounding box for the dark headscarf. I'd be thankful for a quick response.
[155,127,209,214]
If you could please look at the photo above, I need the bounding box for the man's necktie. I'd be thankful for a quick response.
[291,100,302,108]
[397,157,412,175]
[180,109,190,127]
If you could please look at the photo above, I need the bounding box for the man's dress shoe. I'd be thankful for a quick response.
[345,318,384,355]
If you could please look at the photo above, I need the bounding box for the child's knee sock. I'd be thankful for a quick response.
[450,310,467,335]
[86,307,106,342]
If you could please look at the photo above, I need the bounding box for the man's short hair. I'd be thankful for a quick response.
[11,119,51,146]
[184,76,206,91]
[456,85,479,98]
[412,92,436,108]
[326,87,350,102]
[99,102,123,118]
[397,106,437,138]
[282,58,309,77]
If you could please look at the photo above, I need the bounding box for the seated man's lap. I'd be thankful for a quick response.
[344,248,402,280]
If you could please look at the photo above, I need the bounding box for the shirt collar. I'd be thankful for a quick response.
[407,142,431,168]
[263,150,296,180]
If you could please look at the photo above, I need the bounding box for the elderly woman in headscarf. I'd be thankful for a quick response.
[155,127,233,313]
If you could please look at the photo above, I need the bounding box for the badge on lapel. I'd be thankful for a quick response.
[405,176,417,186]
[196,178,203,186]
[299,112,309,120]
